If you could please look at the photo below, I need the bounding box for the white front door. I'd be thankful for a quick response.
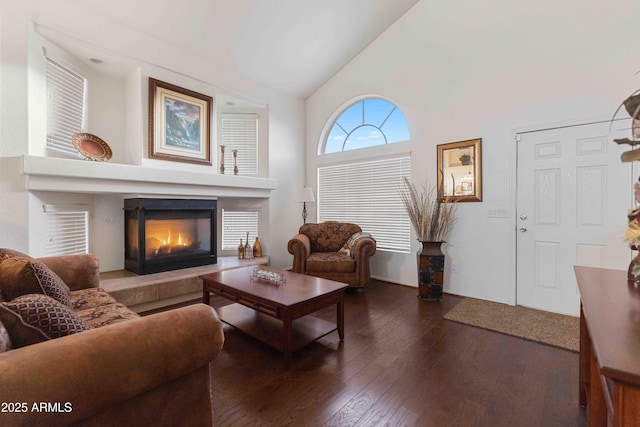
[516,121,631,316]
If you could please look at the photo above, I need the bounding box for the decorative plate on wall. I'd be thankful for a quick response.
[71,133,112,162]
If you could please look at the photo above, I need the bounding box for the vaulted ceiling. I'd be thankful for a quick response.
[65,0,419,98]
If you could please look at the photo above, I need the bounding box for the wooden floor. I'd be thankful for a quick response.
[208,279,587,426]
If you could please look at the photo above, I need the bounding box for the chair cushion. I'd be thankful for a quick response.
[306,252,356,274]
[0,257,71,307]
[0,294,91,348]
[300,221,362,252]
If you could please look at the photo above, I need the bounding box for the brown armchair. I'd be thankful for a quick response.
[287,221,377,292]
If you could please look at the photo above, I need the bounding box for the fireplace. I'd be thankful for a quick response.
[124,198,217,274]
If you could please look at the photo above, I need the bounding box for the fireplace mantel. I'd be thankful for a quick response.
[16,155,276,198]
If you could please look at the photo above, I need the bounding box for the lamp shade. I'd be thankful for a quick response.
[296,186,315,203]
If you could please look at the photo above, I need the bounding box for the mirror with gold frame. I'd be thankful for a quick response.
[437,138,482,202]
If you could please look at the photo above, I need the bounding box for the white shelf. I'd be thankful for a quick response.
[17,155,276,198]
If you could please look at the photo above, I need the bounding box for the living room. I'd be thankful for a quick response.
[1,0,638,425]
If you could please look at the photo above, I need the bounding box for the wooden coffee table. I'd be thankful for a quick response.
[201,266,347,366]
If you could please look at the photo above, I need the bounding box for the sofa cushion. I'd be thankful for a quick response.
[306,252,356,274]
[0,321,12,353]
[0,294,91,348]
[70,288,118,311]
[76,303,140,328]
[0,257,71,306]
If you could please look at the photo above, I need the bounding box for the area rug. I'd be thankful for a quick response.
[443,298,579,352]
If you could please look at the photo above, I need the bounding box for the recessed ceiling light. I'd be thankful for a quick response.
[89,58,104,64]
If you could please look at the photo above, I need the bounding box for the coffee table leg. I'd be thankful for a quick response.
[202,286,210,305]
[337,294,345,341]
[283,312,293,367]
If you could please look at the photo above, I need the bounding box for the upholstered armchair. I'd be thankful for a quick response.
[287,221,377,292]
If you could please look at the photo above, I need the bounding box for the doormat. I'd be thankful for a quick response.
[443,297,579,352]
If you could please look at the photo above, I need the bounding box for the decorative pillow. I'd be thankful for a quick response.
[338,245,351,257]
[0,320,13,353]
[0,257,71,306]
[0,294,90,348]
[345,232,374,258]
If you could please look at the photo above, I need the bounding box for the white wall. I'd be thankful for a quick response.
[0,0,305,271]
[306,0,640,304]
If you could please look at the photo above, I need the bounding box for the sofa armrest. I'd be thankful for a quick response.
[38,254,100,291]
[287,233,311,273]
[0,303,224,426]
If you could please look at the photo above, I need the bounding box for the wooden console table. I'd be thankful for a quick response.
[575,266,640,426]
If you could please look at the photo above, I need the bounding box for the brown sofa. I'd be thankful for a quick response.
[0,250,224,426]
[287,221,377,292]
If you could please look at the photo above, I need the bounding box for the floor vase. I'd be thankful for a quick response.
[418,241,444,301]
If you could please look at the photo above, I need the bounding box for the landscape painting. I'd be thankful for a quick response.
[148,78,212,165]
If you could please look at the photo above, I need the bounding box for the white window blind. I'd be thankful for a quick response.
[220,113,258,175]
[46,57,87,157]
[221,209,259,250]
[44,205,89,256]
[318,156,411,253]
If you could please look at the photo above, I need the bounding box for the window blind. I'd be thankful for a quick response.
[318,156,411,253]
[220,113,258,175]
[44,205,89,256]
[46,57,86,157]
[221,209,259,250]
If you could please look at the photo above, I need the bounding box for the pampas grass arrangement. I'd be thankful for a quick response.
[400,176,456,241]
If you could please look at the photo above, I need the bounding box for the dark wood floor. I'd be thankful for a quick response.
[208,279,587,426]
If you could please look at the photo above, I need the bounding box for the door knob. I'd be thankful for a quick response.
[519,227,527,232]
[520,214,528,220]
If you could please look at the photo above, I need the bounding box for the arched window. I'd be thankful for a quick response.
[324,98,409,153]
[317,97,412,253]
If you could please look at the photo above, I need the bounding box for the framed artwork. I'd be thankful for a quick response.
[437,138,482,202]
[148,78,213,165]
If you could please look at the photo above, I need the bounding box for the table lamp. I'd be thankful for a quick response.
[296,186,315,224]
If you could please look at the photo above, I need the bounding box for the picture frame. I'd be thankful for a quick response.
[148,78,213,165]
[437,138,482,202]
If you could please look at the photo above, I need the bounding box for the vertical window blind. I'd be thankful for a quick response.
[220,113,258,175]
[44,205,89,256]
[318,156,411,253]
[221,209,259,250]
[46,57,87,157]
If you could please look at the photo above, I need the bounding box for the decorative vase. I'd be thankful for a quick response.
[253,237,262,258]
[244,232,253,259]
[417,241,444,301]
[237,239,245,259]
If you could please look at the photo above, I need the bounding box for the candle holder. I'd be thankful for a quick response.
[219,145,225,174]
[232,149,238,175]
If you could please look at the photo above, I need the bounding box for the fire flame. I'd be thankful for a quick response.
[151,229,191,256]
[161,230,189,247]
